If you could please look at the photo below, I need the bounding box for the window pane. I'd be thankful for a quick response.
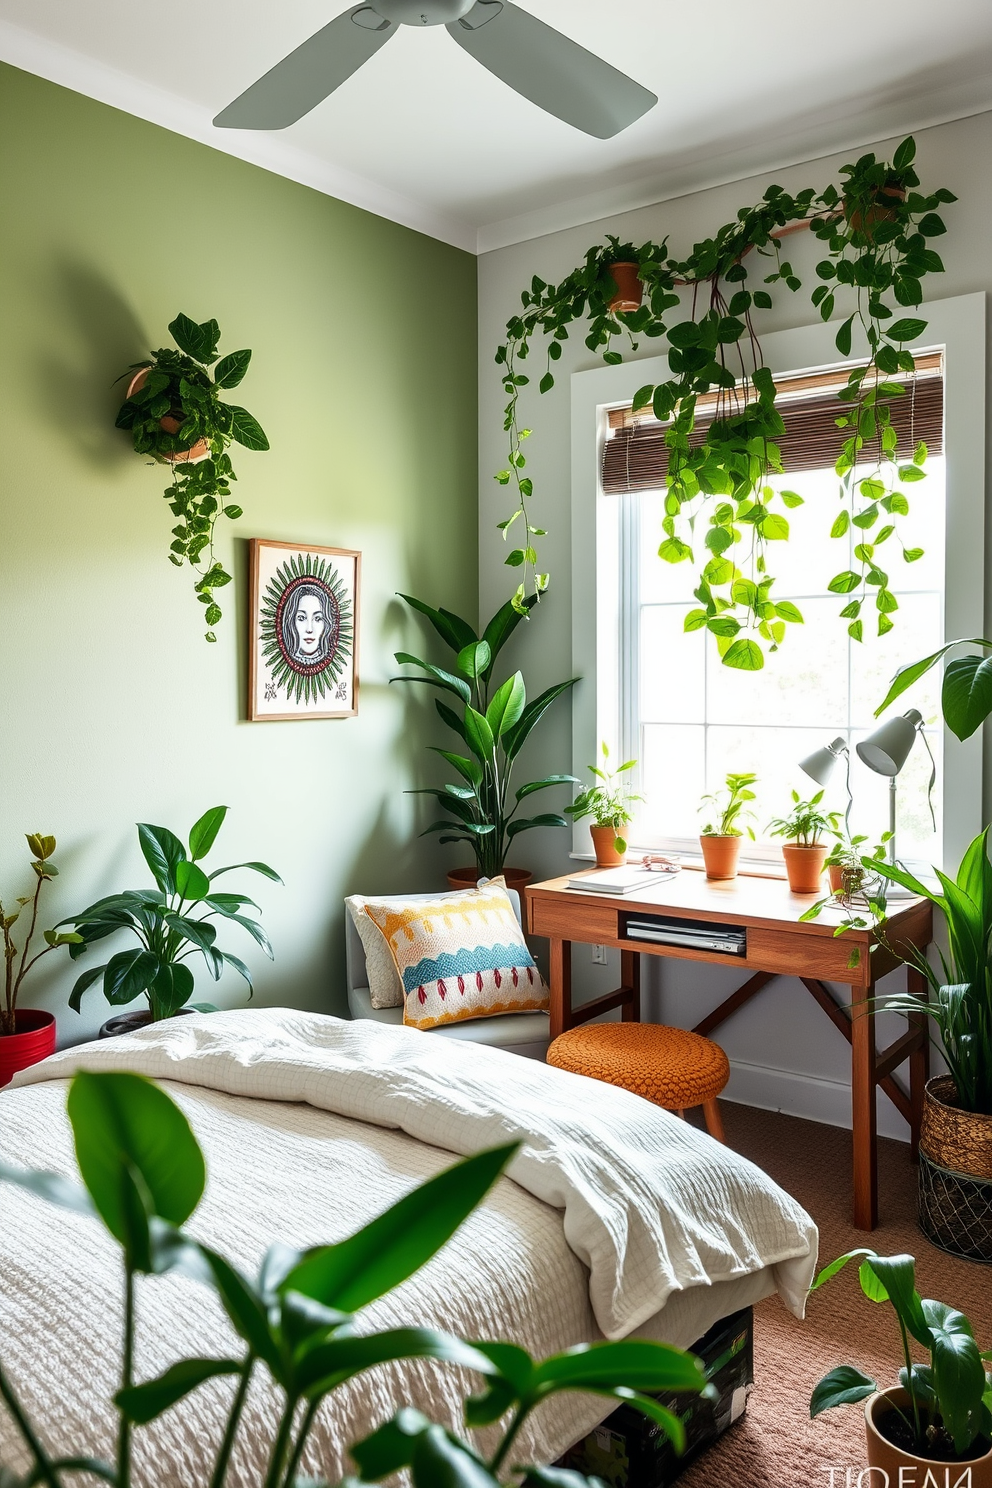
[706,726,838,830]
[850,591,943,730]
[704,597,849,730]
[636,724,705,839]
[640,607,706,723]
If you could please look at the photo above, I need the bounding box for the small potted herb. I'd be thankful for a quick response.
[566,743,641,867]
[698,773,757,880]
[767,791,833,893]
[825,830,890,896]
[810,1248,992,1481]
[61,806,281,1034]
[0,835,81,1085]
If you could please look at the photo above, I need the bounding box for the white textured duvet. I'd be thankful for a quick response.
[0,1010,817,1484]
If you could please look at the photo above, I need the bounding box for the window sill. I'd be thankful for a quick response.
[568,850,789,881]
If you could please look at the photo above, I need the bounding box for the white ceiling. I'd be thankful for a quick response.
[2,0,991,253]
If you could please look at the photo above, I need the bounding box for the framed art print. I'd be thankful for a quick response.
[249,539,360,721]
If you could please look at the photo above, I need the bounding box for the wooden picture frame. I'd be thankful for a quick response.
[248,539,360,721]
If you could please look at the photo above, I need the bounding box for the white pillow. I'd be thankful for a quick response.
[346,896,405,1009]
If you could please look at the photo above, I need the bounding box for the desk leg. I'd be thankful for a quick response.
[851,977,878,1230]
[549,938,572,1041]
[621,950,641,1023]
[907,964,930,1161]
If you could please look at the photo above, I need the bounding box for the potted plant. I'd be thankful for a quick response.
[810,1247,992,1482]
[0,835,81,1085]
[825,829,890,896]
[60,806,281,1035]
[565,742,641,867]
[393,594,578,891]
[115,313,269,642]
[863,830,992,1260]
[0,1071,708,1487]
[767,791,832,893]
[698,772,758,880]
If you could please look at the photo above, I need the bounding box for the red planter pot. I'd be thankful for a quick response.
[0,1010,57,1087]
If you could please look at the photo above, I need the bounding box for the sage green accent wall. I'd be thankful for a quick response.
[0,62,477,1041]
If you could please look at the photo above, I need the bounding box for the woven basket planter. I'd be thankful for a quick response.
[918,1075,992,1263]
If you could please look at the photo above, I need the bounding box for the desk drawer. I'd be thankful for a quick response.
[748,927,870,985]
[529,897,618,942]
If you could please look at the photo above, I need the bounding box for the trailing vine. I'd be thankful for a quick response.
[116,313,269,642]
[494,138,954,668]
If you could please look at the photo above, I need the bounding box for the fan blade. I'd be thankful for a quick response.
[214,6,396,130]
[447,1,656,139]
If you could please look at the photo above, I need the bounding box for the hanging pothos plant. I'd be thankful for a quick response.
[495,138,955,670]
[116,313,270,642]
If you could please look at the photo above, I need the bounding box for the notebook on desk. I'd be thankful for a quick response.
[567,866,678,895]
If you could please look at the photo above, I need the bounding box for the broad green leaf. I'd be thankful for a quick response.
[116,1357,243,1424]
[225,913,273,958]
[486,673,526,738]
[67,1071,205,1246]
[221,953,253,989]
[722,639,764,671]
[350,1408,434,1481]
[410,1427,500,1488]
[400,594,478,655]
[427,748,483,788]
[887,318,928,341]
[208,861,283,884]
[150,960,196,1014]
[924,1300,987,1454]
[0,1161,96,1217]
[456,641,492,680]
[810,1366,877,1417]
[811,1248,878,1291]
[192,1244,282,1377]
[502,680,577,762]
[212,350,251,389]
[175,860,211,901]
[68,962,110,1012]
[515,775,578,801]
[188,806,228,861]
[942,655,992,741]
[296,1328,496,1399]
[282,1144,517,1314]
[479,595,537,676]
[760,513,789,540]
[227,406,269,451]
[104,949,160,1006]
[394,654,471,704]
[533,1340,705,1395]
[138,823,187,894]
[463,707,495,762]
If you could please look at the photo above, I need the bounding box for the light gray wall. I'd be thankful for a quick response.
[478,110,992,1138]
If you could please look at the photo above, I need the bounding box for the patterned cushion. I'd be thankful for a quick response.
[362,879,548,1031]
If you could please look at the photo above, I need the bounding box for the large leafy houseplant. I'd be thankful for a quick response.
[864,829,992,1116]
[810,1248,992,1466]
[60,807,281,1025]
[393,595,577,879]
[1,836,81,1038]
[494,139,954,669]
[0,1070,709,1488]
[115,313,270,642]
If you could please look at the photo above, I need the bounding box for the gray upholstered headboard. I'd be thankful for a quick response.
[344,887,522,995]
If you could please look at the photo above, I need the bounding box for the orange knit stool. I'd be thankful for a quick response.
[547,1022,730,1141]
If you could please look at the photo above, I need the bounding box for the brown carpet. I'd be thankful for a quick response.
[676,1103,992,1488]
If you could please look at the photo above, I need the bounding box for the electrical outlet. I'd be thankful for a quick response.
[591,944,607,965]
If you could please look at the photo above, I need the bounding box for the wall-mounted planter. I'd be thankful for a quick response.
[126,368,210,464]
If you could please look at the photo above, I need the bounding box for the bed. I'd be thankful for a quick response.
[0,1009,818,1485]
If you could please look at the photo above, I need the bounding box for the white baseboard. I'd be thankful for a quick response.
[724,1058,911,1143]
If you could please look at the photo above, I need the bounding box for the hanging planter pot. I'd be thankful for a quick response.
[606,261,643,314]
[125,368,211,464]
[918,1074,992,1262]
[844,182,907,237]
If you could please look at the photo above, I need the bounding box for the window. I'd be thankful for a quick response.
[569,296,985,873]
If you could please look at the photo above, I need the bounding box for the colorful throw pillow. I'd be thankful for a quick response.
[362,879,548,1031]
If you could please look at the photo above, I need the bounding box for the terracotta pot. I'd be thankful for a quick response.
[845,183,907,237]
[590,825,626,868]
[0,1010,57,1087]
[866,1389,992,1486]
[446,866,533,895]
[126,368,210,465]
[699,835,741,881]
[607,261,643,314]
[99,1006,195,1039]
[781,843,828,894]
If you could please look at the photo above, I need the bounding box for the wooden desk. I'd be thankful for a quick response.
[525,870,933,1231]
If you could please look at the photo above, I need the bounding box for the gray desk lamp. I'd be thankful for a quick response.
[799,736,852,834]
[855,708,925,867]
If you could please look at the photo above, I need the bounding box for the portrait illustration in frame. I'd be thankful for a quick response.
[249,539,360,721]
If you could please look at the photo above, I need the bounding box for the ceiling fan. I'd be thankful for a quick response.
[213,0,657,139]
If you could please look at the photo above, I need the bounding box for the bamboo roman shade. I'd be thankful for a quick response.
[601,355,944,495]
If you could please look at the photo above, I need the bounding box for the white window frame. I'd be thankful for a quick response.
[569,291,986,873]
